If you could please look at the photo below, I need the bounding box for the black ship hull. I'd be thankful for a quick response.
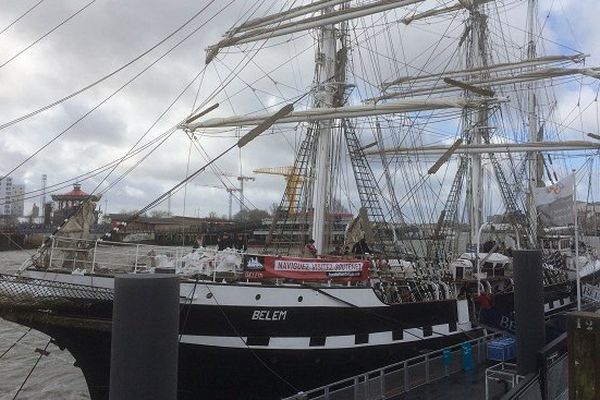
[0,273,477,400]
[7,320,473,400]
[480,281,574,338]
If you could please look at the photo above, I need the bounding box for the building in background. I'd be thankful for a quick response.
[40,174,47,219]
[12,184,25,217]
[50,183,102,226]
[31,203,40,219]
[0,177,25,219]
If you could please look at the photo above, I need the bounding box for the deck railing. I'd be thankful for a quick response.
[32,237,192,274]
[502,332,569,400]
[283,331,503,400]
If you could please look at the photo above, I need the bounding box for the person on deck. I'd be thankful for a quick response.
[352,238,371,257]
[234,234,247,252]
[218,233,233,251]
[305,239,318,257]
[192,235,204,252]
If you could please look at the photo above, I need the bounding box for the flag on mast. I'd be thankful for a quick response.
[533,173,575,227]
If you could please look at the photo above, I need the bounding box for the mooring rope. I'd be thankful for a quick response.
[0,328,32,360]
[11,338,51,400]
[0,332,74,365]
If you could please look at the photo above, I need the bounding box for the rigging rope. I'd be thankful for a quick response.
[0,331,75,365]
[0,129,176,206]
[0,0,232,182]
[0,0,219,133]
[0,0,45,37]
[0,0,96,70]
[202,282,300,393]
[0,328,32,360]
[0,232,32,254]
[180,135,195,244]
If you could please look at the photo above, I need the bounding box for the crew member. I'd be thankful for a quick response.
[192,234,204,252]
[305,239,317,257]
[218,233,233,251]
[234,234,248,252]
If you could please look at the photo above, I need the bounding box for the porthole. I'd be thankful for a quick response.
[255,294,261,300]
[206,292,213,299]
[297,296,303,302]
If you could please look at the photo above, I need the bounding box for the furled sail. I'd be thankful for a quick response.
[182,97,506,131]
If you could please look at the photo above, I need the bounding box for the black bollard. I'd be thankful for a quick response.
[513,249,545,375]
[109,274,180,400]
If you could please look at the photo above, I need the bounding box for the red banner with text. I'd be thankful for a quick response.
[243,255,369,282]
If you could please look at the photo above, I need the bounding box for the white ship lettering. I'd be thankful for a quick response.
[251,310,287,321]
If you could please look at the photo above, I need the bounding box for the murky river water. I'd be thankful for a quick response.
[0,250,90,400]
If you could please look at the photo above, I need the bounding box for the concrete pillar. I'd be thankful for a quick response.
[513,249,545,375]
[109,274,180,400]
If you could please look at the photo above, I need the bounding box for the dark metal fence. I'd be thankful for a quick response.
[538,333,568,400]
[283,332,502,400]
[502,373,543,400]
[502,332,568,400]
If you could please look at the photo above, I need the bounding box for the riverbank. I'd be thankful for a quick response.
[0,233,46,251]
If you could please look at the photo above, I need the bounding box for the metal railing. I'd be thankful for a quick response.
[501,332,569,400]
[283,332,503,400]
[543,354,568,400]
[538,333,568,400]
[486,362,524,399]
[502,373,543,400]
[28,237,192,274]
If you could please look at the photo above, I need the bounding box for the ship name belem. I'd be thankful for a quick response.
[252,310,287,321]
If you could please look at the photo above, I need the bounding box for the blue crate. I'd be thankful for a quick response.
[487,337,516,361]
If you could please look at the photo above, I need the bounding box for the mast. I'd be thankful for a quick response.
[527,0,542,245]
[467,6,488,246]
[312,7,337,253]
[197,0,579,255]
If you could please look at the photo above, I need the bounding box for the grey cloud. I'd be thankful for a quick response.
[1,0,599,219]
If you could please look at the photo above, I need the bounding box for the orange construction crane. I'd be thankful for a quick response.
[253,166,304,214]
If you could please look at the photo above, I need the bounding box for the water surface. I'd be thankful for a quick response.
[0,250,89,400]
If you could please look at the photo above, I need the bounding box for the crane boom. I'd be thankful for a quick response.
[253,166,294,177]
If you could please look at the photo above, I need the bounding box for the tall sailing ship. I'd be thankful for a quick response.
[1,0,600,399]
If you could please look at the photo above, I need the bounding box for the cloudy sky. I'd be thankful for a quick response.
[1,0,599,221]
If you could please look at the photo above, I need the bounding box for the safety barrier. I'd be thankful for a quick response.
[283,331,503,400]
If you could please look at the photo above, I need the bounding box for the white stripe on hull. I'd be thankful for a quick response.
[179,322,473,350]
[544,296,572,312]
